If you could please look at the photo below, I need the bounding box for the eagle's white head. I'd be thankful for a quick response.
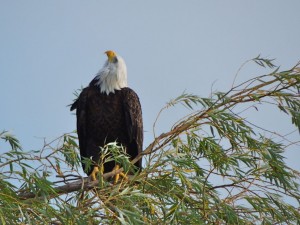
[95,50,128,95]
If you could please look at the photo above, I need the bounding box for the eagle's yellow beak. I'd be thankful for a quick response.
[105,50,116,62]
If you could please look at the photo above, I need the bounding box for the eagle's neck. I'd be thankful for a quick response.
[92,56,128,95]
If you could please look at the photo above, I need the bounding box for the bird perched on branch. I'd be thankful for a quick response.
[70,50,143,182]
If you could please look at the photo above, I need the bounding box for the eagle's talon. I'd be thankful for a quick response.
[113,165,128,184]
[90,166,99,181]
[113,165,120,184]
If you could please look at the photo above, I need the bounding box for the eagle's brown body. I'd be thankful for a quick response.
[70,78,143,175]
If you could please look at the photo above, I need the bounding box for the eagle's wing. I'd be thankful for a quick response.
[70,88,89,168]
[122,88,143,169]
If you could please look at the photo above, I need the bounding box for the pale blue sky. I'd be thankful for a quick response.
[1,1,299,173]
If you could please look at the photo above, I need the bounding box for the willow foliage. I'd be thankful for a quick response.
[1,57,300,224]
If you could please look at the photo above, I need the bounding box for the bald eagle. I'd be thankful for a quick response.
[70,50,143,181]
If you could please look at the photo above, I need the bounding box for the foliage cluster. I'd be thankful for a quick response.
[1,57,300,224]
